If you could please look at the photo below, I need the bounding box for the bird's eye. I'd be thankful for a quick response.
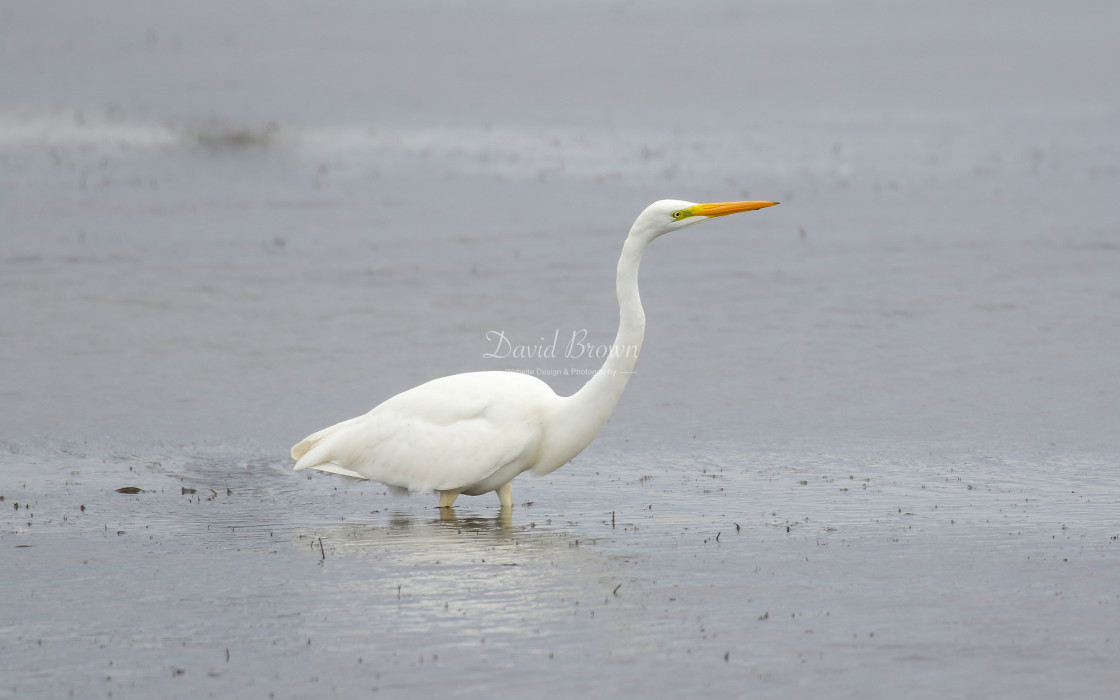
[671,210,684,219]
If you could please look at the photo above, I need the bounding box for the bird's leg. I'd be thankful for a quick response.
[438,491,459,508]
[496,482,513,509]
[438,507,458,522]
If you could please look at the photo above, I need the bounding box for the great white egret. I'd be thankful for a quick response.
[292,199,778,508]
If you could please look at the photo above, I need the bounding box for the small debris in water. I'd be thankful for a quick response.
[116,487,143,494]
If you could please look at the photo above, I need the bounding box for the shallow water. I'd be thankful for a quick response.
[4,443,1118,698]
[3,1,1120,698]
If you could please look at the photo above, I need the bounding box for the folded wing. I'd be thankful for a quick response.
[292,371,556,493]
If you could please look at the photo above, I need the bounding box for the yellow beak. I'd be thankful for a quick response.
[688,200,779,218]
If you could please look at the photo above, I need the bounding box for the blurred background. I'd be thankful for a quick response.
[3,0,1118,457]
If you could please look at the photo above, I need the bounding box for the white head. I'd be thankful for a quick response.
[629,198,779,243]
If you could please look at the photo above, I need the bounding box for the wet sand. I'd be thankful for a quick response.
[2,1,1119,697]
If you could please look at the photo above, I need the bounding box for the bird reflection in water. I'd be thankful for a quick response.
[307,507,518,557]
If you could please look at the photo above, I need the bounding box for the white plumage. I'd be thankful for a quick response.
[293,371,556,493]
[292,199,777,508]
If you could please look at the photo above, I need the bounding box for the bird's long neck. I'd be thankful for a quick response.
[562,233,649,437]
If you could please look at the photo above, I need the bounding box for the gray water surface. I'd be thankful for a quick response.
[3,1,1119,697]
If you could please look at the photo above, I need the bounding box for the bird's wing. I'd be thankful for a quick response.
[292,372,554,493]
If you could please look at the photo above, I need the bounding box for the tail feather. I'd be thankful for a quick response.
[291,417,366,479]
[290,422,338,461]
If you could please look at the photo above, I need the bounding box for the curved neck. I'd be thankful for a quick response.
[564,233,649,430]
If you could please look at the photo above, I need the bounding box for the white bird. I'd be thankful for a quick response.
[292,199,778,508]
